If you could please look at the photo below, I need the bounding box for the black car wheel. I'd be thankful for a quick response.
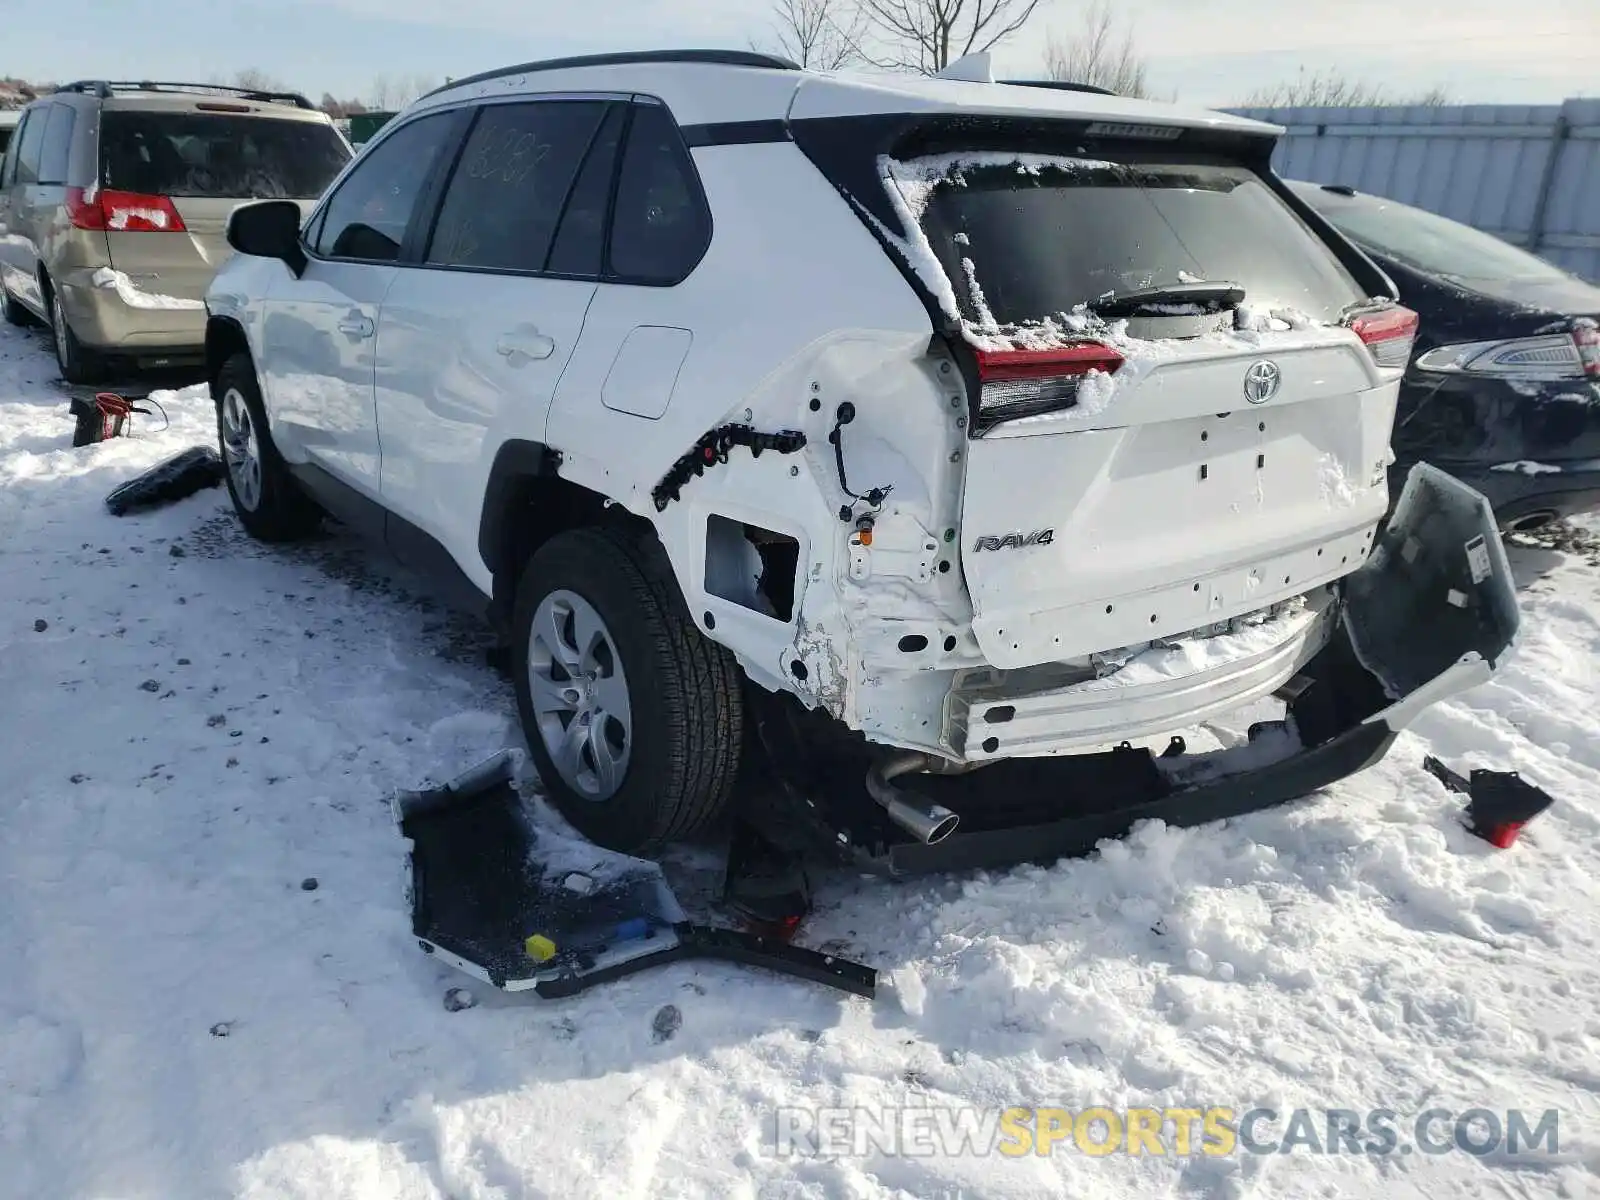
[213,353,322,542]
[50,287,104,385]
[512,525,744,853]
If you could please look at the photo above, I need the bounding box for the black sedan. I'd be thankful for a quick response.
[1292,180,1600,533]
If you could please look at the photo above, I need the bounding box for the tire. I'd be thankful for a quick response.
[49,285,104,385]
[2,285,36,328]
[213,352,322,542]
[512,525,744,853]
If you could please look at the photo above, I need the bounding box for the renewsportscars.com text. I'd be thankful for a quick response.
[768,1106,1561,1159]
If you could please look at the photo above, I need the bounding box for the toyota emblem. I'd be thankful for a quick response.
[1243,360,1282,404]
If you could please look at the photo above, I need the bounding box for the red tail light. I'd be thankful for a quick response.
[1347,305,1419,370]
[1573,319,1599,379]
[66,186,187,233]
[972,343,1125,433]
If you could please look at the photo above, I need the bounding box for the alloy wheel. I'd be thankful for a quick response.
[527,589,633,800]
[220,388,263,512]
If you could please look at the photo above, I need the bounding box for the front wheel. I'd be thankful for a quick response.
[512,525,744,853]
[213,353,321,542]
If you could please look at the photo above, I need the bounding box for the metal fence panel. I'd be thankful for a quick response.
[1231,99,1600,283]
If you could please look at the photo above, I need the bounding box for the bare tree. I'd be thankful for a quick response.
[319,92,368,119]
[761,0,865,70]
[231,67,289,93]
[1243,69,1450,108]
[1044,0,1151,98]
[367,72,438,111]
[854,0,1045,75]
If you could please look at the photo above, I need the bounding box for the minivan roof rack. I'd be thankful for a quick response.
[425,50,802,100]
[53,80,317,110]
[1002,79,1118,96]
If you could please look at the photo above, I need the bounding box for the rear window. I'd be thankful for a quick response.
[1301,187,1575,285]
[887,152,1365,330]
[100,110,350,200]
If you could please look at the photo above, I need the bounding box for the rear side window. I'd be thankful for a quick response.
[314,112,455,262]
[607,104,711,285]
[12,109,47,185]
[546,104,627,277]
[38,105,77,185]
[426,100,608,274]
[100,111,350,200]
[891,152,1365,328]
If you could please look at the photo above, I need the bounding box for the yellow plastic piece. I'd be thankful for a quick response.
[524,934,557,962]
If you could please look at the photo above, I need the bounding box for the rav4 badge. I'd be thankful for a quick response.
[973,530,1055,552]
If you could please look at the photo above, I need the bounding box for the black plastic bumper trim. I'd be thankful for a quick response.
[882,720,1398,876]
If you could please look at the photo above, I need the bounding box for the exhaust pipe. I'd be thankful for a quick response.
[865,752,962,845]
[1503,510,1557,534]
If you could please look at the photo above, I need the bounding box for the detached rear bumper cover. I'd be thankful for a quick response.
[871,463,1521,875]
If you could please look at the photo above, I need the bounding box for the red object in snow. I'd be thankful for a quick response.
[1422,756,1555,850]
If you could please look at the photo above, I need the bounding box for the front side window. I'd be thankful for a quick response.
[101,111,349,200]
[12,108,47,185]
[0,116,25,185]
[426,100,609,274]
[314,112,455,262]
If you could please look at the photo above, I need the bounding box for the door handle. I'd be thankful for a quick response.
[338,313,375,338]
[496,330,556,363]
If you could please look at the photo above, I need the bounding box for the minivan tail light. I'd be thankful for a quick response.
[1347,305,1419,370]
[65,186,187,233]
[972,343,1125,433]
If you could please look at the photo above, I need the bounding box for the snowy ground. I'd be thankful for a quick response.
[3,317,1600,1200]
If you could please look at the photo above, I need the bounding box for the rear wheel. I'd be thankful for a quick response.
[49,286,104,385]
[214,353,321,542]
[512,525,744,853]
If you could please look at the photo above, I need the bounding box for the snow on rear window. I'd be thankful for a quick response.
[879,149,1365,355]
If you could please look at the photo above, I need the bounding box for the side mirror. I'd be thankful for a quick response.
[227,200,307,277]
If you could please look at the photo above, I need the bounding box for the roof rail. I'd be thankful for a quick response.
[52,80,317,109]
[423,50,801,100]
[1002,79,1117,97]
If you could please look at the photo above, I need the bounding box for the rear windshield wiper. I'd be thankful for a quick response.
[1086,281,1247,318]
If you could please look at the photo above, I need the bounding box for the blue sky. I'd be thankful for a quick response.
[6,0,1596,106]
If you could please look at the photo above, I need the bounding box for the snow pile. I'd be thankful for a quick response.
[2,320,1600,1198]
[1318,452,1359,508]
[1077,598,1321,693]
[91,267,205,311]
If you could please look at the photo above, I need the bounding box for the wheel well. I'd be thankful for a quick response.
[206,318,251,388]
[484,469,646,627]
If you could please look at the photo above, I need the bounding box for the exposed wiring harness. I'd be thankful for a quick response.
[653,423,807,511]
[828,402,892,523]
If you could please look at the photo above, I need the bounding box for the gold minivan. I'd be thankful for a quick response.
[0,81,350,382]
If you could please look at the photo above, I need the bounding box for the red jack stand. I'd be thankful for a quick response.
[1423,756,1556,848]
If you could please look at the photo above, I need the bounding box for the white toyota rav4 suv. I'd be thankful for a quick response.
[205,50,1519,874]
